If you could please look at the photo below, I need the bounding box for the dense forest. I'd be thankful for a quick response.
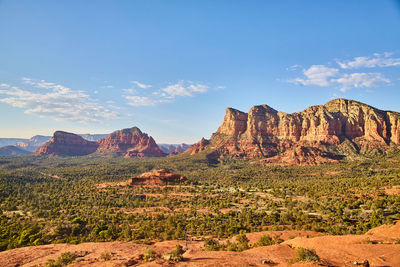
[0,150,399,251]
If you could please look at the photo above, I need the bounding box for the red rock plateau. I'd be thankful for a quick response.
[35,131,99,156]
[97,127,165,158]
[188,99,400,165]
[35,127,165,158]
[130,169,187,186]
[1,221,399,266]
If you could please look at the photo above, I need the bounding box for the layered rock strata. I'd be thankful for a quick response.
[191,99,400,164]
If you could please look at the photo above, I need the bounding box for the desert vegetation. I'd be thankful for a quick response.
[0,150,400,251]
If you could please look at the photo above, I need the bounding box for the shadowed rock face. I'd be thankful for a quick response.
[190,99,400,165]
[96,127,165,158]
[35,131,99,156]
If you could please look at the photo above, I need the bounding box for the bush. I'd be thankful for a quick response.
[204,238,222,251]
[100,252,112,261]
[256,234,274,246]
[236,234,249,251]
[44,252,77,267]
[295,247,320,262]
[225,240,238,251]
[143,248,156,261]
[170,244,184,262]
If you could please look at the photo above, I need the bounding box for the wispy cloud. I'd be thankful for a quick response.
[334,72,389,92]
[0,78,119,123]
[131,80,152,89]
[288,52,396,92]
[162,81,208,97]
[125,95,167,107]
[123,80,209,107]
[336,52,400,69]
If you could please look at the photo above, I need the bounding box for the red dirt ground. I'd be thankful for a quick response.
[1,221,399,266]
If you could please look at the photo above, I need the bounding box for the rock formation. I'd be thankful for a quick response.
[130,169,187,186]
[185,138,210,155]
[191,99,400,165]
[35,131,99,156]
[34,127,165,158]
[15,135,51,152]
[159,143,191,154]
[96,127,165,158]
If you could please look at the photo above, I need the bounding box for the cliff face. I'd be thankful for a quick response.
[196,99,400,164]
[35,131,99,156]
[96,127,165,158]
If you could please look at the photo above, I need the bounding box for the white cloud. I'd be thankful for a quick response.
[294,65,339,86]
[125,95,167,106]
[101,85,114,89]
[337,52,400,69]
[289,53,396,92]
[131,81,152,89]
[161,81,209,97]
[334,72,390,92]
[122,88,137,94]
[0,78,119,123]
[123,81,209,107]
[286,64,301,71]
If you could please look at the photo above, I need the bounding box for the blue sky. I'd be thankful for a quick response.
[1,1,400,143]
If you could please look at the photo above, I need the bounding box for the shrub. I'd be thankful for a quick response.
[143,248,156,261]
[100,252,112,261]
[225,240,238,251]
[256,234,274,246]
[170,244,184,262]
[203,238,222,251]
[295,247,320,262]
[44,252,77,267]
[236,234,249,251]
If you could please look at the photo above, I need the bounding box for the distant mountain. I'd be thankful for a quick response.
[13,134,107,152]
[35,131,99,156]
[0,146,31,156]
[35,127,165,158]
[0,138,28,147]
[158,143,191,154]
[97,127,165,158]
[15,135,51,152]
[79,134,109,142]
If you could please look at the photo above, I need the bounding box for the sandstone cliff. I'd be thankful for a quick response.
[35,131,99,156]
[96,127,165,158]
[193,99,400,164]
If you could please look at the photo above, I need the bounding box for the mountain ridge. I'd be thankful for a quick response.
[188,98,400,165]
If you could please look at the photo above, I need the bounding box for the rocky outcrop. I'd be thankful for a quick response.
[130,169,186,186]
[192,99,400,164]
[185,137,210,155]
[35,131,99,156]
[96,127,165,158]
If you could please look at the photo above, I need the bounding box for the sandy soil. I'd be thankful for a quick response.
[1,222,399,267]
